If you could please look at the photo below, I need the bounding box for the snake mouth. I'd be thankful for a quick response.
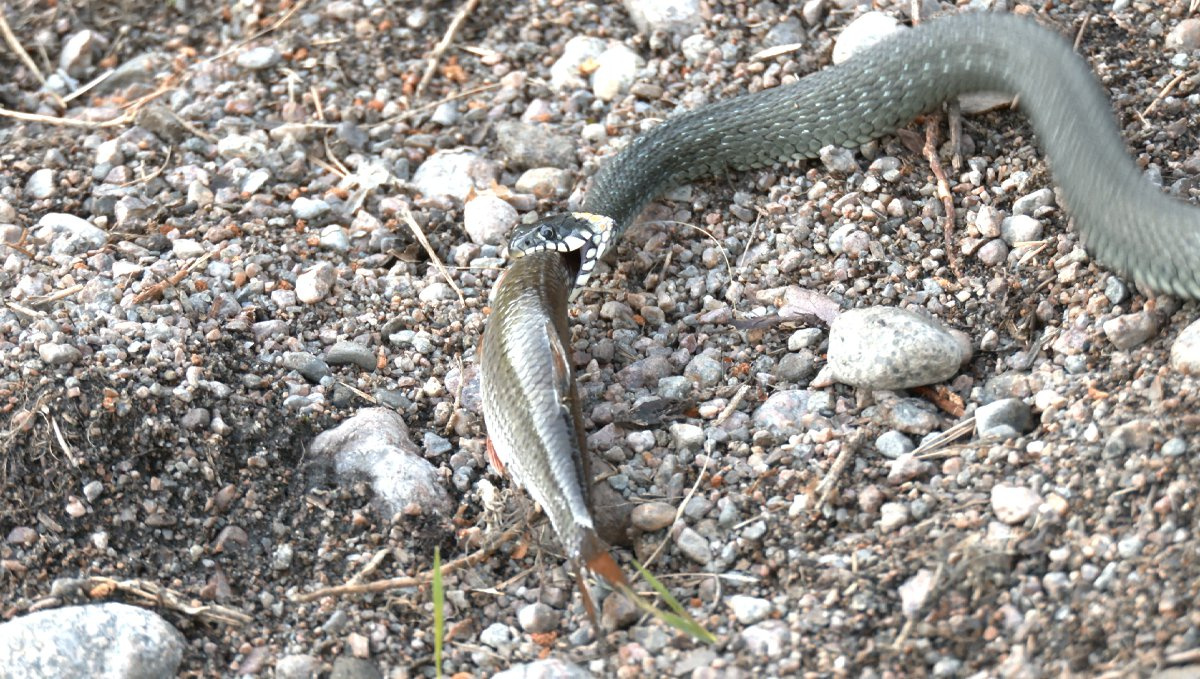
[509,212,614,291]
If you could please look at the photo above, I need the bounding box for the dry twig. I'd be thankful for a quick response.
[813,431,862,513]
[0,10,47,88]
[132,249,218,304]
[417,0,481,96]
[290,526,521,603]
[923,118,959,274]
[1139,70,1189,124]
[80,576,253,626]
[714,384,751,428]
[395,203,466,307]
[1073,12,1092,51]
[0,106,132,128]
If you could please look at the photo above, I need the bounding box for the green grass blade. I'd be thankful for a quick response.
[627,560,716,644]
[432,547,445,679]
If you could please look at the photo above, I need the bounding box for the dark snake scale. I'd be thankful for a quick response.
[511,12,1200,298]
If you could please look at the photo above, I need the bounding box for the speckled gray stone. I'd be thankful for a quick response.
[991,484,1042,525]
[828,307,965,390]
[411,150,498,202]
[38,343,82,366]
[326,341,377,371]
[727,595,772,625]
[1171,318,1200,374]
[975,398,1032,437]
[675,526,712,564]
[463,192,518,246]
[25,168,56,199]
[1102,311,1159,350]
[517,603,560,634]
[751,389,812,439]
[33,213,109,255]
[282,351,331,383]
[0,603,185,679]
[310,408,453,518]
[1000,214,1043,244]
[739,619,790,657]
[874,430,914,459]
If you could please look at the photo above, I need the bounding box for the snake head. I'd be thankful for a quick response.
[509,212,615,292]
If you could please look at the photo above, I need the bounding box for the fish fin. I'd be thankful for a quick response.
[485,437,506,477]
[580,528,629,590]
[543,318,572,399]
[576,565,600,629]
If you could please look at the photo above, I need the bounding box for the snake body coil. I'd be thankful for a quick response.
[512,13,1200,298]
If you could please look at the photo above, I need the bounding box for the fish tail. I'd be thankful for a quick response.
[579,528,629,590]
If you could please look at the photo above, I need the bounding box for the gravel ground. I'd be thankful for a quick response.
[2,0,1200,677]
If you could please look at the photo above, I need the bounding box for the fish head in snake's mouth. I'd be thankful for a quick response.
[509,212,615,291]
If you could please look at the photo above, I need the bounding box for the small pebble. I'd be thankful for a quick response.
[1000,215,1043,244]
[668,423,704,449]
[874,430,914,459]
[296,262,337,304]
[236,46,280,69]
[514,167,573,198]
[899,569,935,618]
[832,12,902,64]
[550,36,607,90]
[592,44,643,101]
[739,620,790,657]
[326,341,376,371]
[411,150,498,201]
[624,0,703,34]
[1166,18,1200,50]
[818,145,857,174]
[292,197,331,220]
[879,502,909,531]
[991,484,1042,525]
[1103,311,1159,350]
[517,603,559,634]
[886,453,927,484]
[674,526,712,564]
[601,591,639,629]
[172,238,205,259]
[631,502,676,532]
[727,595,771,625]
[975,398,1033,438]
[38,343,82,366]
[25,169,56,199]
[493,660,591,679]
[976,238,1009,266]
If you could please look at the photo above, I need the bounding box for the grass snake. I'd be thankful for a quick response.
[511,12,1200,298]
[479,10,1199,617]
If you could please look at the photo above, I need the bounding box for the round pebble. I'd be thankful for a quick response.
[631,502,676,532]
[463,193,519,246]
[991,484,1043,525]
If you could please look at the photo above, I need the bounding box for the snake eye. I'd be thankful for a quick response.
[539,225,555,241]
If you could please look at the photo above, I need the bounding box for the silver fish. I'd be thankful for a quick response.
[477,249,627,605]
